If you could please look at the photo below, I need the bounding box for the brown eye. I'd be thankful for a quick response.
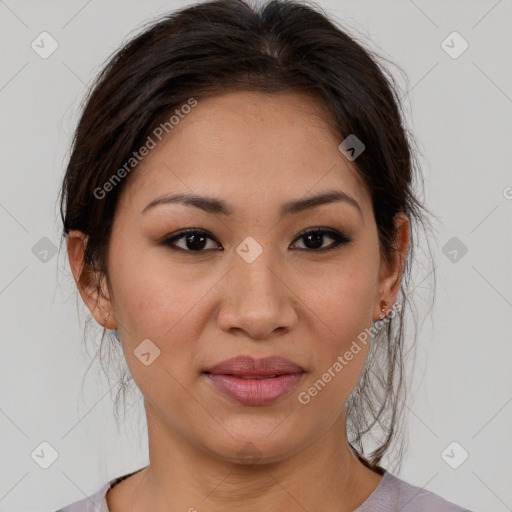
[161,227,353,254]
[162,229,221,252]
[291,228,353,252]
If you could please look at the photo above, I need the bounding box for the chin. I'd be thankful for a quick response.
[200,427,306,466]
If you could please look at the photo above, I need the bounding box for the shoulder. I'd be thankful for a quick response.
[55,466,147,511]
[54,482,110,512]
[385,471,473,512]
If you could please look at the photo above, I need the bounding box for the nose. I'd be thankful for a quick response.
[216,246,298,340]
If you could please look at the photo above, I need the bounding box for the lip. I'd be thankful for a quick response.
[203,356,305,406]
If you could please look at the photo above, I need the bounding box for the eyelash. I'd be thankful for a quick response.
[161,227,353,254]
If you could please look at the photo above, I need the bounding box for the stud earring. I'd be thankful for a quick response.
[379,301,388,320]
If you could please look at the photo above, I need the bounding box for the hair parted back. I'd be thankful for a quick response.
[58,0,437,473]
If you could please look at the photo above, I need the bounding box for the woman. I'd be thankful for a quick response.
[56,0,473,510]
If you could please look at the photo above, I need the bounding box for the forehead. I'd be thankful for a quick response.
[120,90,370,220]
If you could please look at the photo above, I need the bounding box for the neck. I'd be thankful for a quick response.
[107,404,384,512]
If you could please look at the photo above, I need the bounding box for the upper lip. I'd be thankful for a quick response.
[203,356,305,376]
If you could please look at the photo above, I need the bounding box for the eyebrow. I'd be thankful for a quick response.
[142,190,363,219]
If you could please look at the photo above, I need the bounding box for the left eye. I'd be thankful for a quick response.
[291,228,352,251]
[162,228,352,253]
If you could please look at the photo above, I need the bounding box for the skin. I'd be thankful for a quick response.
[67,90,409,512]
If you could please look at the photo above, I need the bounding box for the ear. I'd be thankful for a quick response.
[373,212,410,321]
[67,230,117,330]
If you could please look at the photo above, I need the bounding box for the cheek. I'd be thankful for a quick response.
[303,259,377,342]
[108,233,197,335]
[109,258,208,418]
[298,257,377,397]
[296,275,373,416]
[107,244,209,382]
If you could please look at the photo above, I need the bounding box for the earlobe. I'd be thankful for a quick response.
[66,230,117,330]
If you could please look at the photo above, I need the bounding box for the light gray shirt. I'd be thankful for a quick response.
[55,469,473,511]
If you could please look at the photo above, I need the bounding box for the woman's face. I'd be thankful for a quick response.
[72,90,407,464]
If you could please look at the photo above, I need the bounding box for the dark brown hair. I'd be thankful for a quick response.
[58,0,436,473]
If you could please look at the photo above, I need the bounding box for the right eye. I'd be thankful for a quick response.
[161,229,222,252]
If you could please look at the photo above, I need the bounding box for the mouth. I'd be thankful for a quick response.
[221,374,287,379]
[203,355,306,406]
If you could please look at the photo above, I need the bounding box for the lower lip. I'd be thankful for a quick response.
[205,373,304,406]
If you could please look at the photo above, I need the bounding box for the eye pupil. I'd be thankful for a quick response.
[304,232,324,249]
[186,233,207,251]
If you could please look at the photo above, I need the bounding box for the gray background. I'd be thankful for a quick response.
[0,0,511,511]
